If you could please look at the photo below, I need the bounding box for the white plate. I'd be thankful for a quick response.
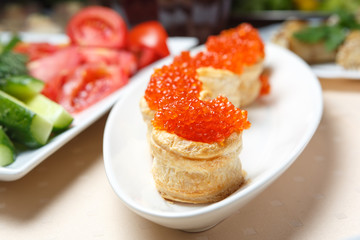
[311,63,360,79]
[103,43,323,231]
[260,24,360,79]
[0,32,198,181]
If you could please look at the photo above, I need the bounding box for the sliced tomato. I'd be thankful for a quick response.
[78,47,137,76]
[28,46,81,101]
[128,21,170,69]
[14,42,64,61]
[67,6,127,48]
[59,63,128,113]
[115,50,137,76]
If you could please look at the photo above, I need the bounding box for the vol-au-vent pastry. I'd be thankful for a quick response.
[150,96,250,204]
[139,23,267,204]
[272,20,337,64]
[173,23,267,108]
[140,23,269,130]
[336,30,360,70]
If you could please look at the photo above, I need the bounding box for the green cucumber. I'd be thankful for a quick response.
[0,90,52,148]
[0,126,15,166]
[0,75,44,101]
[25,94,73,131]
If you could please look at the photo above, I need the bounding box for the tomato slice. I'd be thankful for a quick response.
[67,6,127,48]
[79,47,137,76]
[28,46,81,101]
[59,63,128,113]
[14,42,64,61]
[128,21,170,68]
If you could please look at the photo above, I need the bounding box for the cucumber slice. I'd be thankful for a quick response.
[0,90,52,148]
[0,75,44,101]
[0,126,15,166]
[25,94,73,131]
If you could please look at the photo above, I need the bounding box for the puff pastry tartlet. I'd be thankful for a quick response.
[139,23,265,204]
[150,129,244,203]
[140,23,267,131]
[272,20,337,64]
[173,23,266,108]
[336,30,360,70]
[149,95,250,204]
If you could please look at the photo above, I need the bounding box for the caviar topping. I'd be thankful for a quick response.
[205,23,265,73]
[171,24,264,75]
[144,63,202,110]
[259,73,271,95]
[152,96,251,143]
[144,23,264,143]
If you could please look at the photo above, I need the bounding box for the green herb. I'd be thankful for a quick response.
[293,10,360,51]
[0,35,28,79]
[1,35,21,54]
[337,10,360,29]
[325,26,347,51]
[293,26,328,43]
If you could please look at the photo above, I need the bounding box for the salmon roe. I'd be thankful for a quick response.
[144,63,202,110]
[152,96,251,143]
[259,73,271,95]
[144,23,264,143]
[205,23,265,74]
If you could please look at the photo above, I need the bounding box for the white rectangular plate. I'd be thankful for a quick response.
[0,32,198,181]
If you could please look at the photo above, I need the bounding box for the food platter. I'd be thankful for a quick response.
[103,43,323,231]
[0,32,198,181]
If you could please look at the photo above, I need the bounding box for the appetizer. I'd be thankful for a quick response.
[336,30,360,69]
[150,96,250,203]
[272,20,337,64]
[140,23,268,204]
[174,23,266,108]
[272,10,360,69]
[140,23,268,131]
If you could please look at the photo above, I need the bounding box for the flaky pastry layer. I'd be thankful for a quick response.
[197,60,264,108]
[150,130,244,203]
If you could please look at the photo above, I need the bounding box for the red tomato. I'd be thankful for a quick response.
[59,63,128,113]
[67,6,127,48]
[14,42,63,61]
[128,21,170,69]
[78,47,137,76]
[28,46,81,101]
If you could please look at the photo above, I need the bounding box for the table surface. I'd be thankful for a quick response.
[1,37,360,239]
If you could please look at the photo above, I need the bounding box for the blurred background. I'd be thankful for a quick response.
[0,0,359,43]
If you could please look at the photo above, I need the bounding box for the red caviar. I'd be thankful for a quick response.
[174,51,243,74]
[259,73,271,95]
[144,63,202,110]
[152,96,250,143]
[205,23,265,74]
[144,23,266,143]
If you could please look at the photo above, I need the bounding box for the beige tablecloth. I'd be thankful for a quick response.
[1,78,360,240]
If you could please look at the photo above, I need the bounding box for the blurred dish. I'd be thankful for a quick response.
[103,43,323,231]
[0,32,198,181]
[261,24,360,79]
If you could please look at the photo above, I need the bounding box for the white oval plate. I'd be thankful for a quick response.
[0,32,198,181]
[103,43,323,231]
